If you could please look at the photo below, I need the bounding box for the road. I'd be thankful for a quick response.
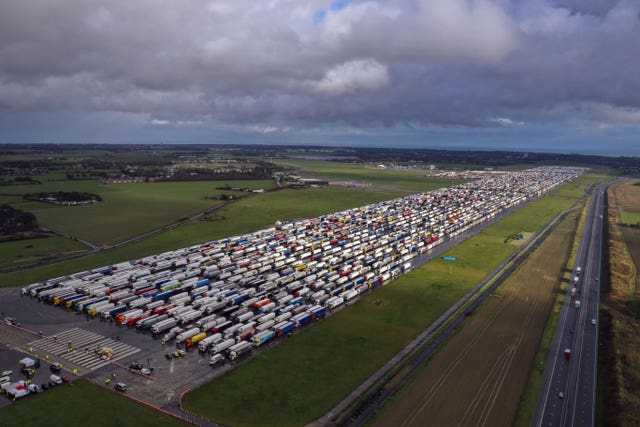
[533,184,605,427]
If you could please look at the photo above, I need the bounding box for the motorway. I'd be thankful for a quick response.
[533,184,605,427]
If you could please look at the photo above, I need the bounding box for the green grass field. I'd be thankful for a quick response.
[182,177,597,427]
[0,236,89,269]
[619,209,640,226]
[0,187,404,288]
[275,159,462,191]
[0,380,189,427]
[2,179,273,246]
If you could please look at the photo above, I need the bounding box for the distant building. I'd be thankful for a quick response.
[295,178,329,187]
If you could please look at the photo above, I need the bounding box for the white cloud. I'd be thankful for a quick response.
[494,117,524,126]
[0,0,638,131]
[309,59,389,95]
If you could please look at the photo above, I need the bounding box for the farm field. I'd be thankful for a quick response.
[373,208,578,427]
[1,179,274,246]
[0,236,89,269]
[601,181,640,426]
[0,380,189,427]
[275,159,462,191]
[0,186,404,288]
[182,176,597,427]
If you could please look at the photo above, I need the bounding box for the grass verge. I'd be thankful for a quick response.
[0,380,189,427]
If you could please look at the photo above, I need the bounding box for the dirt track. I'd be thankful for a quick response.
[374,213,578,427]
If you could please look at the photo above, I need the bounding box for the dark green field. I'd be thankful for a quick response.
[2,178,273,246]
[183,176,600,427]
[0,380,188,427]
[275,159,462,191]
[0,236,89,269]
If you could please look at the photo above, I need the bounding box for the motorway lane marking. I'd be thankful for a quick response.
[537,191,599,426]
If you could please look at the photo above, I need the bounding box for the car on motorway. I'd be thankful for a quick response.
[558,392,564,399]
[591,318,596,325]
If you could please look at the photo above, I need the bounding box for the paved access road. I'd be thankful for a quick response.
[533,184,605,427]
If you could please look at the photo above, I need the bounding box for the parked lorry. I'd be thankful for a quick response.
[186,332,207,347]
[228,341,252,360]
[211,338,236,355]
[252,330,276,347]
[176,328,201,345]
[151,318,177,335]
[198,333,222,352]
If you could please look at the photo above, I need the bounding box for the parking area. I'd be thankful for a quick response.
[0,342,75,408]
[1,167,585,411]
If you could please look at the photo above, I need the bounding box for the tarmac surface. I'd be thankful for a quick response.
[533,184,605,427]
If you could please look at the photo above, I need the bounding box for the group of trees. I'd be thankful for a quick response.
[23,191,102,204]
[0,205,39,235]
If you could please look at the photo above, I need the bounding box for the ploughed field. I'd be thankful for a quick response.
[374,208,579,427]
[601,180,640,426]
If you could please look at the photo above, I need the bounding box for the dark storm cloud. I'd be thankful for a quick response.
[0,0,639,133]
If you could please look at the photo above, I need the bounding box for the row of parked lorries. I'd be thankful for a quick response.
[21,167,584,366]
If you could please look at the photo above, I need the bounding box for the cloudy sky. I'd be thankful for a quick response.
[1,0,639,154]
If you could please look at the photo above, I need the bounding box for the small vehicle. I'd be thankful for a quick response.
[27,384,40,393]
[558,392,564,399]
[1,370,13,376]
[41,383,49,390]
[591,318,596,325]
[60,376,70,383]
[0,376,10,384]
[50,362,62,371]
[114,382,127,392]
[49,374,62,386]
[140,368,151,375]
[209,354,223,366]
[172,350,186,358]
[164,353,173,360]
[129,362,144,370]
